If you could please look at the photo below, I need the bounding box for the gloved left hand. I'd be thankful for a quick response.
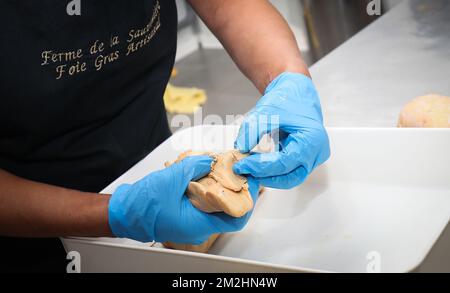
[233,72,330,189]
[108,155,260,244]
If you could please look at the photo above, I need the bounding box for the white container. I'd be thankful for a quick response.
[62,126,450,273]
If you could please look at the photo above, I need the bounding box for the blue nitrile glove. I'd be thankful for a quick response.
[108,155,260,244]
[234,72,330,189]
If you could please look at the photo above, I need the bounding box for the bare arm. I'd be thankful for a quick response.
[187,0,310,93]
[0,169,113,238]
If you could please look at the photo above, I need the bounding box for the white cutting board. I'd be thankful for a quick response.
[62,126,450,273]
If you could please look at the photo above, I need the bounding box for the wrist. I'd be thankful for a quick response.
[107,186,130,239]
[259,59,311,93]
[83,194,113,237]
[264,71,315,96]
[71,192,113,237]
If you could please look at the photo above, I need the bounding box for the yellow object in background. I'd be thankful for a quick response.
[171,68,178,78]
[164,67,207,114]
[163,83,207,114]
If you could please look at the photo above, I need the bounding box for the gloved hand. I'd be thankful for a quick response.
[234,72,330,189]
[108,155,260,244]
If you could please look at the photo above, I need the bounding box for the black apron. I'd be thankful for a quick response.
[0,0,177,272]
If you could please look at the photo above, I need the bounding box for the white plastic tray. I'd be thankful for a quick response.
[62,126,450,273]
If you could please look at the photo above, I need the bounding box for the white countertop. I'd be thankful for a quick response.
[311,0,450,127]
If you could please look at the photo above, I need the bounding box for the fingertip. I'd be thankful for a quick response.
[235,113,261,153]
[234,140,243,152]
[234,138,249,153]
[183,155,214,181]
[232,162,244,175]
[246,176,261,203]
[247,176,260,190]
[196,154,215,162]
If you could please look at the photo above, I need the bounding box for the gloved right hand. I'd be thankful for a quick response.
[108,155,260,244]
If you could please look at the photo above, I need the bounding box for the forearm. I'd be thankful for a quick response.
[0,169,113,238]
[188,0,310,93]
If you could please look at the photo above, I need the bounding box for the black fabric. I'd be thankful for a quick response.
[0,0,177,272]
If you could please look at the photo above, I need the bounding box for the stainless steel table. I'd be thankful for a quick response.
[172,0,450,272]
[311,0,450,127]
[173,0,449,128]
